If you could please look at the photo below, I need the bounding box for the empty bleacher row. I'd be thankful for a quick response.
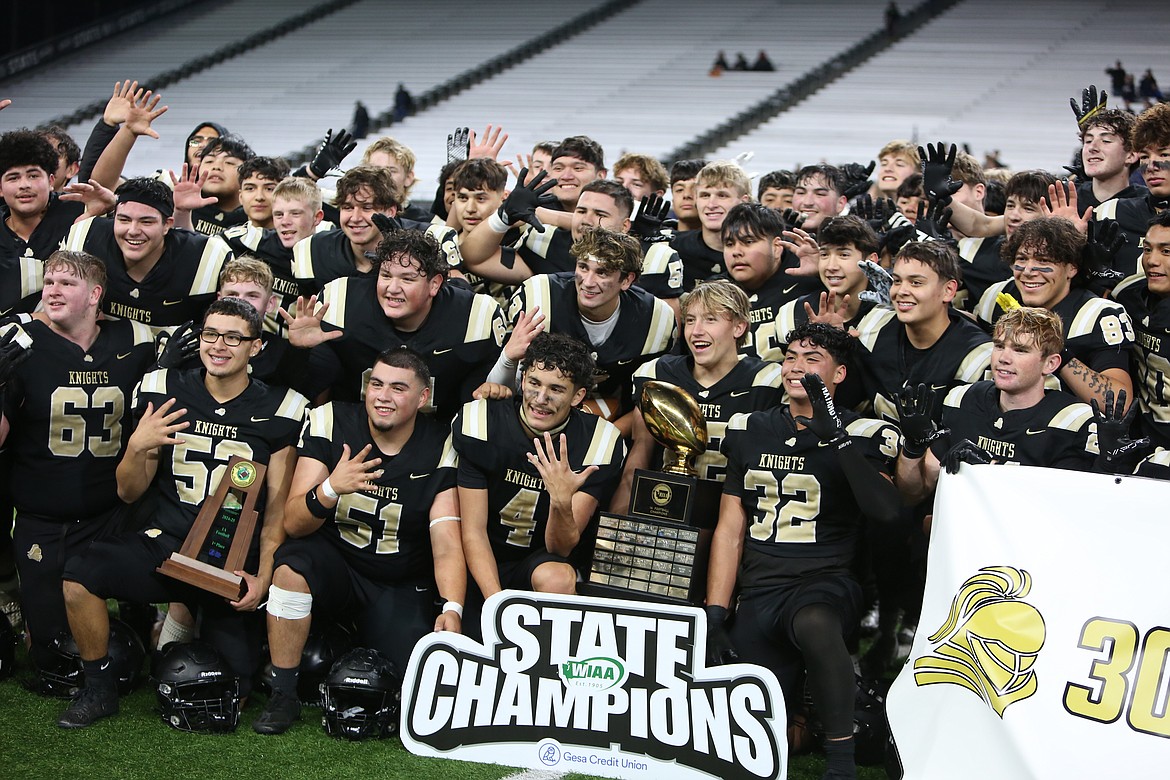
[710,0,1168,174]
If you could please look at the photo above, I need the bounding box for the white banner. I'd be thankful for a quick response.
[887,465,1170,779]
[400,591,787,780]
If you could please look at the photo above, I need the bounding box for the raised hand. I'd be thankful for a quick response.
[446,126,470,164]
[103,80,139,126]
[918,142,962,201]
[804,291,853,330]
[124,86,167,139]
[794,373,849,448]
[1092,388,1150,468]
[469,124,508,160]
[1083,218,1126,280]
[1070,85,1108,129]
[169,164,217,211]
[327,443,384,495]
[630,194,671,240]
[128,398,189,453]
[854,194,898,231]
[498,168,556,232]
[779,227,820,276]
[1041,180,1091,233]
[504,306,546,363]
[309,128,357,179]
[780,207,805,231]
[278,295,344,349]
[154,321,199,369]
[896,383,949,458]
[0,328,31,396]
[913,198,954,241]
[61,179,117,219]
[527,432,598,505]
[840,160,876,199]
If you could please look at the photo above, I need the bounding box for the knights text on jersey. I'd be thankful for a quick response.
[297,402,457,583]
[317,276,505,418]
[721,407,900,585]
[452,398,625,561]
[131,368,307,540]
[631,354,785,482]
[1,319,155,518]
[936,382,1098,469]
[216,225,304,334]
[63,217,229,329]
[191,204,248,237]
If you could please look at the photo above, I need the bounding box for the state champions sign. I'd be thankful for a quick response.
[887,465,1170,778]
[401,591,787,779]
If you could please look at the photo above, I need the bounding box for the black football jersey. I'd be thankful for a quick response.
[132,368,307,542]
[517,226,683,300]
[631,354,785,482]
[1093,193,1166,278]
[670,229,724,289]
[292,229,369,294]
[508,272,676,414]
[936,381,1097,470]
[2,319,155,518]
[191,204,247,237]
[297,402,457,583]
[0,194,82,314]
[1134,447,1170,480]
[215,225,304,335]
[453,398,625,562]
[722,407,901,586]
[955,235,1011,312]
[63,217,229,330]
[1076,180,1146,211]
[1111,273,1170,448]
[731,268,825,361]
[975,282,1134,395]
[317,276,505,420]
[855,307,993,422]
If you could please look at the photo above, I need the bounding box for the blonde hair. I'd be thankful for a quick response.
[273,176,322,213]
[219,255,274,294]
[363,136,416,194]
[993,306,1064,357]
[680,279,751,347]
[696,161,751,198]
[878,140,921,167]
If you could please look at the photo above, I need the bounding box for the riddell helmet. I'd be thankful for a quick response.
[38,617,145,698]
[321,648,401,740]
[153,641,240,733]
[0,612,15,680]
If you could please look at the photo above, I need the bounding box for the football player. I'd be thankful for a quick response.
[609,280,785,512]
[671,161,752,288]
[454,332,624,621]
[237,156,290,230]
[0,250,155,670]
[58,298,307,728]
[188,134,254,236]
[252,348,462,734]
[707,322,902,780]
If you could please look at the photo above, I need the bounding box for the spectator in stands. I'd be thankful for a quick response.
[612,153,668,201]
[1140,69,1163,107]
[758,170,796,211]
[291,165,402,293]
[1106,61,1128,96]
[238,156,291,231]
[38,127,81,192]
[885,2,901,35]
[1123,75,1140,112]
[752,51,775,72]
[549,135,606,212]
[351,101,370,139]
[712,51,730,73]
[393,84,414,122]
[792,163,848,233]
[732,53,749,71]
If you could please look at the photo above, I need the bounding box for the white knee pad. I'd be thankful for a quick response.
[266,585,312,620]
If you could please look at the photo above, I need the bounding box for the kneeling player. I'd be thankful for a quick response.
[253,348,463,734]
[707,323,902,780]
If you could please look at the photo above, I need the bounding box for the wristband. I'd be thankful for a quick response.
[305,489,331,519]
[487,208,510,234]
[443,601,464,618]
[901,440,927,460]
[320,477,339,500]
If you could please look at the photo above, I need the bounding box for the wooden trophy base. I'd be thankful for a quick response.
[158,553,245,600]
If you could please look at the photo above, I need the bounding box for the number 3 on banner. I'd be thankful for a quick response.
[1063,618,1170,737]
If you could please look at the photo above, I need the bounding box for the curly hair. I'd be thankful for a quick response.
[375,228,447,279]
[993,306,1065,358]
[0,129,59,177]
[335,165,403,211]
[1081,109,1137,150]
[1131,102,1170,154]
[784,322,857,368]
[569,226,643,276]
[1000,216,1086,276]
[521,332,596,393]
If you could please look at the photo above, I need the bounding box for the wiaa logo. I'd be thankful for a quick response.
[558,656,626,691]
[914,565,1046,717]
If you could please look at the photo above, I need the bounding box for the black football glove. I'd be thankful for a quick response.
[371,212,403,236]
[1083,219,1127,286]
[918,142,962,202]
[896,383,949,459]
[309,128,357,179]
[704,605,739,666]
[854,194,898,233]
[154,321,199,369]
[913,198,955,243]
[631,194,671,241]
[499,168,557,232]
[446,126,470,164]
[1070,85,1108,129]
[1092,388,1150,471]
[795,373,849,449]
[942,439,991,474]
[781,207,806,231]
[840,160,876,199]
[1063,151,1088,181]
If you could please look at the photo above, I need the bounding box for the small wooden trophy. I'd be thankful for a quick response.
[157,456,266,600]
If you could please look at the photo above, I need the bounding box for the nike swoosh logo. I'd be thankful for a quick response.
[410,473,430,479]
[117,352,132,360]
[162,299,183,306]
[930,385,948,392]
[618,359,635,365]
[730,390,750,398]
[1025,428,1046,435]
[250,416,270,422]
[818,440,837,447]
[433,348,453,355]
[783,284,798,294]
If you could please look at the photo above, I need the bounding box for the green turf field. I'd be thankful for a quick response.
[0,659,889,780]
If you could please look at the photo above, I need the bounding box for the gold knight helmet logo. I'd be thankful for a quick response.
[914,566,1045,717]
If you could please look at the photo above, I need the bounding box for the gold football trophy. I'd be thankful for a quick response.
[583,381,720,605]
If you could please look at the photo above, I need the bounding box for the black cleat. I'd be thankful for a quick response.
[57,686,118,728]
[252,690,301,735]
